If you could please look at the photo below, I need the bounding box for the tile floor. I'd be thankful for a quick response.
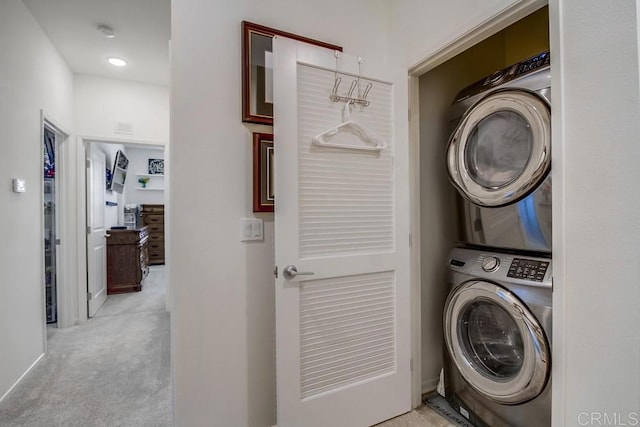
[376,405,456,427]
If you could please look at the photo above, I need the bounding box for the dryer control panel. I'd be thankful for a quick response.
[507,258,550,282]
[454,51,550,102]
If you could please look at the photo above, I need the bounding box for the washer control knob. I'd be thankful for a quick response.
[482,256,500,272]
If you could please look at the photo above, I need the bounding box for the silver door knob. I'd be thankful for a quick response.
[283,265,314,280]
[105,232,112,238]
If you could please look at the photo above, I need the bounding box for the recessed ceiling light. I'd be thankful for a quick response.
[107,57,127,67]
[97,24,115,38]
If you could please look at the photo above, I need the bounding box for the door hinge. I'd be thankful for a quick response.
[409,233,412,248]
[55,238,61,245]
[410,358,413,372]
[87,292,93,301]
[86,159,90,168]
[274,266,278,279]
[87,226,91,234]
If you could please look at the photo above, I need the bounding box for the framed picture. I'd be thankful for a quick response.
[242,21,342,125]
[148,158,164,175]
[253,132,274,212]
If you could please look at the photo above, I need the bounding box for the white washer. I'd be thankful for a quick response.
[443,246,552,427]
[447,52,552,254]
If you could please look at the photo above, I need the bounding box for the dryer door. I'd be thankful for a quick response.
[443,280,550,404]
[447,89,551,207]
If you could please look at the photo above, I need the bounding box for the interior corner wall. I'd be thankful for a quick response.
[74,75,170,143]
[551,0,640,425]
[417,32,506,392]
[170,1,389,425]
[0,0,74,401]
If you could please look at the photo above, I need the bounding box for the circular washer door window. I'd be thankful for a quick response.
[447,89,551,207]
[443,280,550,404]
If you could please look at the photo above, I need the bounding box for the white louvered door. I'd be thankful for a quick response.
[273,38,411,427]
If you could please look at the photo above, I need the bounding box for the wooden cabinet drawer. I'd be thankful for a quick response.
[142,214,164,225]
[148,241,164,252]
[146,223,164,234]
[141,204,164,213]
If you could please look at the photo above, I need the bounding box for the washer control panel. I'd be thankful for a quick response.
[507,258,550,282]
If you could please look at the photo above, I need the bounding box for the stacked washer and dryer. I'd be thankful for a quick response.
[442,52,553,427]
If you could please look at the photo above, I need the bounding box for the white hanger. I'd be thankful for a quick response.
[312,102,387,152]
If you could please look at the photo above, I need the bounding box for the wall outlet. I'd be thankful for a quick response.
[12,178,26,193]
[240,218,263,241]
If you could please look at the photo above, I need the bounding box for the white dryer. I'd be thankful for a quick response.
[443,246,552,427]
[447,52,552,254]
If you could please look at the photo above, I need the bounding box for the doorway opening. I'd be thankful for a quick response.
[41,116,70,337]
[84,139,168,319]
[43,126,59,326]
[408,0,550,421]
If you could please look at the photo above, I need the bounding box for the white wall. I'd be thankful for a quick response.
[171,1,389,425]
[123,146,165,205]
[0,0,74,401]
[550,0,640,424]
[74,74,169,143]
[388,0,517,67]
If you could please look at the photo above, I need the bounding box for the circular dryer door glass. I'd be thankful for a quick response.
[459,300,525,380]
[465,111,533,188]
[446,89,551,207]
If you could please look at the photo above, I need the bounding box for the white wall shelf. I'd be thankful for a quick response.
[135,172,164,191]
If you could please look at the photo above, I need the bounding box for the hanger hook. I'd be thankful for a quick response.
[347,80,357,99]
[342,101,353,122]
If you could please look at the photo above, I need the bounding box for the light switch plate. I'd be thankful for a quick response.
[240,218,263,241]
[12,178,26,193]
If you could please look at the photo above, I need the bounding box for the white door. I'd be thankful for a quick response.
[86,144,108,316]
[273,38,411,427]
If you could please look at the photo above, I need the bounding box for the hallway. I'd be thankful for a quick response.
[0,266,171,427]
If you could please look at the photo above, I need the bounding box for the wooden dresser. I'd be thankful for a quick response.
[106,226,149,294]
[141,204,165,265]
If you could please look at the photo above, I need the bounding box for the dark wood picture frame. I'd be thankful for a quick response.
[242,21,343,125]
[253,132,274,212]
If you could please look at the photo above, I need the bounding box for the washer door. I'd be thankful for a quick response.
[443,280,550,404]
[447,89,551,207]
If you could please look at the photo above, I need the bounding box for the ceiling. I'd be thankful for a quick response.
[23,0,171,86]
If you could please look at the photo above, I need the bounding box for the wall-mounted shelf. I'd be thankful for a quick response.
[135,173,164,191]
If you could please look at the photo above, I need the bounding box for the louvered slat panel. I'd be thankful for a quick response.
[299,271,396,399]
[297,64,394,258]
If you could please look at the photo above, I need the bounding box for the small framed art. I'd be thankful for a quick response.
[253,132,274,212]
[242,21,342,125]
[148,158,164,175]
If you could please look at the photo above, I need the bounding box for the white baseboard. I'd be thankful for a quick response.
[422,375,440,395]
[0,353,45,403]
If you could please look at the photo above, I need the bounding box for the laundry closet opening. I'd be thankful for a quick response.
[417,2,550,403]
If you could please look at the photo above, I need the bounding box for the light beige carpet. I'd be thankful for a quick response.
[0,266,171,427]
